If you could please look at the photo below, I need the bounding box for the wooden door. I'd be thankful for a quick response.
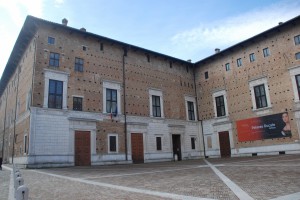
[131,133,144,164]
[75,131,91,166]
[219,131,231,158]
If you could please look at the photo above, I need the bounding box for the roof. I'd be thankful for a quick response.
[195,14,300,65]
[0,15,193,98]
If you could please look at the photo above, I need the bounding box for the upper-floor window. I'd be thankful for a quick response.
[106,89,117,114]
[48,37,55,45]
[215,95,226,117]
[225,63,230,71]
[296,75,300,99]
[237,58,242,67]
[249,53,255,62]
[152,95,161,117]
[82,46,87,51]
[156,137,162,151]
[187,101,195,120]
[146,54,150,62]
[205,71,209,79]
[48,79,63,109]
[296,52,300,60]
[100,43,104,51]
[75,58,84,72]
[73,97,83,111]
[49,52,60,67]
[254,84,268,109]
[294,35,300,45]
[263,48,270,57]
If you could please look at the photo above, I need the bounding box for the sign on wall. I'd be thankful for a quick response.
[237,112,292,142]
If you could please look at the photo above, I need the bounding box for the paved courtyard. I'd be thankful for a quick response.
[1,154,300,200]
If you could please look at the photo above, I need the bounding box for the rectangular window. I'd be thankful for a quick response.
[296,52,300,60]
[205,71,209,79]
[48,80,63,109]
[152,95,161,117]
[249,53,255,62]
[48,37,55,45]
[225,63,230,71]
[237,58,242,67]
[100,43,104,51]
[24,135,27,154]
[191,137,196,150]
[215,95,226,117]
[263,48,270,57]
[73,97,83,111]
[294,35,300,45]
[187,101,195,120]
[83,46,87,51]
[75,57,84,72]
[254,84,268,109]
[109,135,117,152]
[156,137,162,151]
[49,52,60,67]
[295,75,300,99]
[146,54,150,62]
[106,89,117,113]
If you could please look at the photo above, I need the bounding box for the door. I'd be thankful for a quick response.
[219,131,231,158]
[172,134,182,161]
[75,131,91,166]
[131,133,144,164]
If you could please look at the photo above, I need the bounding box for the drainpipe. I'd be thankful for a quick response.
[12,66,21,164]
[192,64,206,158]
[1,90,9,163]
[123,47,128,161]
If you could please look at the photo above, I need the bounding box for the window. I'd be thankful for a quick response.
[296,75,300,99]
[215,96,226,117]
[108,135,118,153]
[294,35,300,45]
[169,61,172,68]
[205,71,209,79]
[48,37,55,45]
[106,89,117,114]
[249,53,255,62]
[225,63,230,71]
[237,58,242,67]
[83,46,87,51]
[254,84,268,109]
[73,97,83,111]
[263,48,270,57]
[100,43,104,51]
[187,101,195,120]
[146,54,150,62]
[48,79,63,109]
[24,135,27,154]
[49,52,60,67]
[156,137,162,151]
[152,95,161,117]
[191,137,196,150]
[296,52,300,60]
[75,57,84,72]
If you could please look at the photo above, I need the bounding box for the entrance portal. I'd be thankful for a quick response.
[218,131,231,158]
[172,134,182,161]
[131,133,144,164]
[75,131,91,166]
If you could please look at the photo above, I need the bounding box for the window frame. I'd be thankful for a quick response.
[215,95,226,117]
[75,57,84,72]
[103,81,121,115]
[152,95,161,117]
[48,36,55,45]
[187,101,195,120]
[108,134,118,153]
[225,63,230,71]
[249,53,255,62]
[204,71,209,79]
[212,90,228,118]
[48,79,63,109]
[49,52,60,67]
[249,76,271,111]
[73,96,83,111]
[149,89,164,118]
[106,88,118,114]
[295,52,300,60]
[294,35,300,45]
[237,58,242,67]
[24,135,28,154]
[254,84,268,109]
[191,137,196,150]
[156,136,162,151]
[263,48,270,57]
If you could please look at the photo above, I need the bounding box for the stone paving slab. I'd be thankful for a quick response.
[0,170,10,200]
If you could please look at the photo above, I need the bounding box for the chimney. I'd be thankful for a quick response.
[187,59,192,63]
[215,48,220,54]
[278,22,283,25]
[62,18,68,26]
[80,27,86,32]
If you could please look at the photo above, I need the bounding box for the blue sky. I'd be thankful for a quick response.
[0,0,300,78]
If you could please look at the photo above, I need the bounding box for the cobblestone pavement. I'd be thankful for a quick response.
[2,154,300,200]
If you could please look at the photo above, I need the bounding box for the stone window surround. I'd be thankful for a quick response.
[249,76,272,111]
[184,96,197,121]
[108,133,118,153]
[103,81,121,114]
[149,89,164,118]
[212,89,228,118]
[289,65,300,102]
[43,69,69,110]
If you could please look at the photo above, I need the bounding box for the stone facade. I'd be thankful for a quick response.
[0,15,300,167]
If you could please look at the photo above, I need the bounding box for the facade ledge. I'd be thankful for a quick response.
[252,106,272,115]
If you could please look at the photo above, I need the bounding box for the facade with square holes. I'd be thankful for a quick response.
[0,15,300,167]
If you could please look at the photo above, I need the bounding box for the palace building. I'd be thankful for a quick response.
[0,15,299,167]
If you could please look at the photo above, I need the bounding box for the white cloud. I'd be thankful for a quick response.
[54,0,64,8]
[170,1,300,61]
